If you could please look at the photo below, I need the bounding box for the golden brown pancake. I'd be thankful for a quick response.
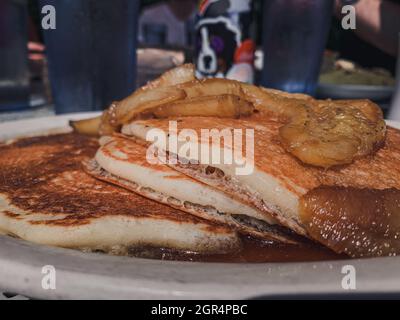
[122,116,400,257]
[0,133,240,254]
[86,135,300,243]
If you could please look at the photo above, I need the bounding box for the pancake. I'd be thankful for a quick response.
[0,133,240,254]
[122,116,400,257]
[86,135,300,243]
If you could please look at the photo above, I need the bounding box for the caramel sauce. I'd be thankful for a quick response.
[128,236,345,263]
[300,186,400,258]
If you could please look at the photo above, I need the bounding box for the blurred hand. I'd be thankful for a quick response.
[334,0,400,56]
[28,41,45,61]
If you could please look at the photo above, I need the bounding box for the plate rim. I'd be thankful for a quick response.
[0,112,399,300]
[318,82,395,91]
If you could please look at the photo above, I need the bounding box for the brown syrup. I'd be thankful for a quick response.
[128,236,346,263]
[300,186,400,258]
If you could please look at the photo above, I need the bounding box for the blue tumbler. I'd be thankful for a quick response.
[0,0,30,111]
[261,0,333,95]
[39,0,140,114]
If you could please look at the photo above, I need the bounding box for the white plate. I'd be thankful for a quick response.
[0,113,399,300]
[317,83,394,101]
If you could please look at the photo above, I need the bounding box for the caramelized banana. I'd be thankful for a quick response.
[99,64,195,135]
[97,66,386,168]
[140,63,196,91]
[147,94,254,119]
[280,99,386,168]
[241,83,386,167]
[300,186,400,258]
[70,116,102,136]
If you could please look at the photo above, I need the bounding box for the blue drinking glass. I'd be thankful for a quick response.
[261,0,333,95]
[0,0,30,111]
[39,0,140,114]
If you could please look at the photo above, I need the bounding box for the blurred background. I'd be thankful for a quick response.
[0,0,399,121]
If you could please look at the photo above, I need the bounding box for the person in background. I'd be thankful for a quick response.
[331,0,400,74]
